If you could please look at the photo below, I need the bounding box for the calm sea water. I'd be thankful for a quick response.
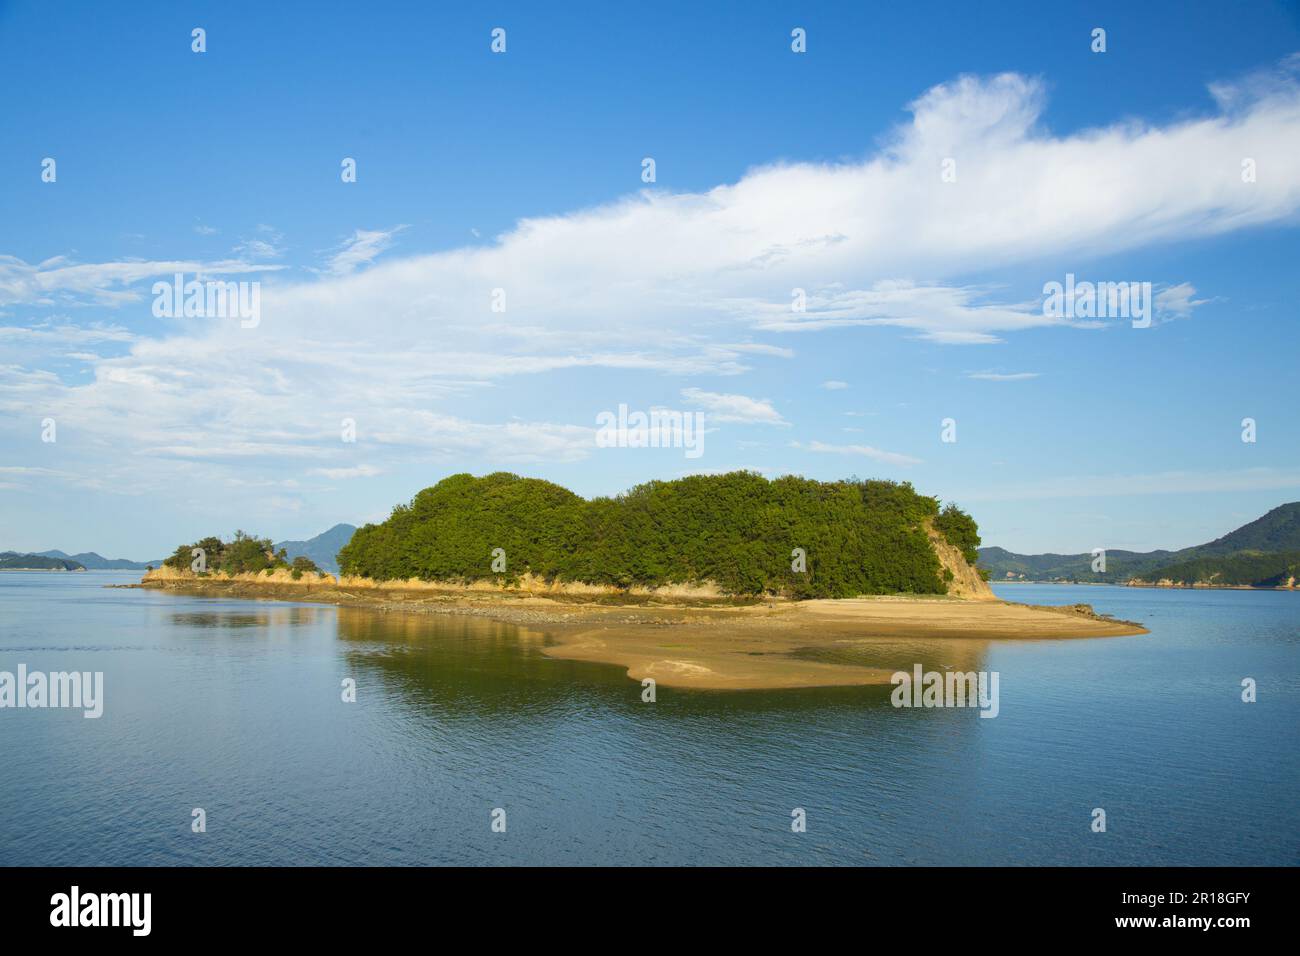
[0,573,1296,866]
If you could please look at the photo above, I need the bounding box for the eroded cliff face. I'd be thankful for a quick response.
[925,520,996,600]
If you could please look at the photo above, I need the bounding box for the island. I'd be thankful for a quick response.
[137,472,1146,688]
[0,552,86,571]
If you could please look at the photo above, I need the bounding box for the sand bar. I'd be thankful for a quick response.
[129,572,1146,690]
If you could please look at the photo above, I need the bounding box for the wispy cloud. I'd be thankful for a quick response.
[321,226,406,276]
[797,439,922,467]
[309,464,383,479]
[0,255,282,308]
[967,370,1040,381]
[0,321,134,345]
[751,281,1049,344]
[232,225,285,260]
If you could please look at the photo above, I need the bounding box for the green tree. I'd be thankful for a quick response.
[333,472,971,598]
[933,503,981,565]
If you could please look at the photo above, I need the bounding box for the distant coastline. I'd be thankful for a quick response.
[0,554,87,571]
[979,502,1300,591]
[993,578,1298,592]
[0,566,87,572]
[1124,580,1299,592]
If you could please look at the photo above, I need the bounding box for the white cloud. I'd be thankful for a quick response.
[681,387,787,425]
[967,370,1040,381]
[309,464,383,479]
[721,342,795,359]
[0,321,134,345]
[797,439,923,467]
[1155,282,1210,320]
[4,59,1300,495]
[821,379,849,390]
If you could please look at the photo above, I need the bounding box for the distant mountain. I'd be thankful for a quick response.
[0,551,86,571]
[35,549,163,570]
[5,525,357,575]
[979,503,1300,585]
[274,524,356,574]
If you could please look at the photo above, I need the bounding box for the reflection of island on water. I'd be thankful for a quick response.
[331,607,584,722]
[326,606,997,738]
[787,636,991,676]
[167,606,328,630]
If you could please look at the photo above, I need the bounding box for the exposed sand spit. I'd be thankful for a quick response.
[540,596,1143,689]
[132,570,1145,690]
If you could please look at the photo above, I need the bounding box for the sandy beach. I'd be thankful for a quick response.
[539,597,1145,689]
[131,570,1146,690]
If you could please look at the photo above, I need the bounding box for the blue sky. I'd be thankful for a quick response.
[2,0,1299,559]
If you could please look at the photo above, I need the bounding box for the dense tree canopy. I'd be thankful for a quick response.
[163,530,317,576]
[336,472,982,598]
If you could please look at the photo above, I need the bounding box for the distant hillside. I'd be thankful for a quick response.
[35,549,163,570]
[1191,503,1300,555]
[274,524,356,574]
[0,552,86,571]
[979,502,1300,586]
[338,472,988,599]
[976,546,1175,583]
[1137,550,1300,588]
